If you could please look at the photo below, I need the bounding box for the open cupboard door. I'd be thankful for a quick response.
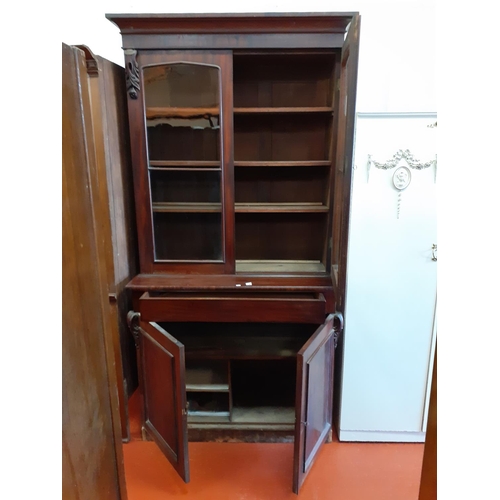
[138,319,190,482]
[331,13,360,313]
[293,314,336,493]
[330,15,360,435]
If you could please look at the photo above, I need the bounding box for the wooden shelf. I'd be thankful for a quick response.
[185,363,229,393]
[235,202,328,213]
[234,107,333,114]
[153,202,327,213]
[234,160,330,167]
[146,106,219,119]
[235,260,326,274]
[187,410,230,417]
[149,160,220,170]
[153,202,222,213]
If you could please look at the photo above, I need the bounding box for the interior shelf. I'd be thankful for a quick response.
[149,160,221,170]
[234,160,330,167]
[152,202,222,213]
[231,406,295,424]
[152,202,328,213]
[146,106,219,119]
[234,107,333,114]
[185,362,230,393]
[235,260,326,274]
[235,203,328,213]
[187,408,296,428]
[186,390,230,417]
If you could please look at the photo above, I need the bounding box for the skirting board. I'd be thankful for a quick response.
[338,430,425,443]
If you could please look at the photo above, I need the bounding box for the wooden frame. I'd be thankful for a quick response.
[106,11,360,494]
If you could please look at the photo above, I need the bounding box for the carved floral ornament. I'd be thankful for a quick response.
[124,49,140,99]
[367,149,437,182]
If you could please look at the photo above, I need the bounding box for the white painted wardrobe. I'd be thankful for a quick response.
[338,113,437,442]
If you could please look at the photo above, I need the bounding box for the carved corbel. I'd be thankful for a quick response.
[332,312,344,349]
[127,311,141,348]
[124,49,140,99]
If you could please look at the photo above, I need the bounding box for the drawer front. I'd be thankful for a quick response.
[138,292,326,323]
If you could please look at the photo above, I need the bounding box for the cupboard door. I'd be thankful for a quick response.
[293,314,335,493]
[126,50,234,274]
[331,13,360,312]
[139,319,190,482]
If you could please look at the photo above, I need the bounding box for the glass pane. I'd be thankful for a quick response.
[144,64,221,162]
[144,63,223,262]
[150,170,221,205]
[153,212,222,261]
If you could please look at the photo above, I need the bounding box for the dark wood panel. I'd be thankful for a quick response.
[234,114,331,162]
[235,212,328,262]
[157,322,317,359]
[293,315,335,493]
[62,43,126,500]
[147,124,220,161]
[150,170,221,204]
[235,166,329,205]
[153,212,223,261]
[120,34,345,50]
[233,52,335,108]
[139,292,326,323]
[139,321,189,482]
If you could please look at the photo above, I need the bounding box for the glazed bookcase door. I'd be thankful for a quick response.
[293,314,335,493]
[126,51,234,273]
[139,320,190,482]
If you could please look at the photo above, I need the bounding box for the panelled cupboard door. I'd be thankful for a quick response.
[139,320,190,482]
[331,13,360,312]
[293,314,335,493]
[330,14,360,435]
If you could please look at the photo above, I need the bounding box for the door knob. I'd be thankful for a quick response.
[431,244,437,261]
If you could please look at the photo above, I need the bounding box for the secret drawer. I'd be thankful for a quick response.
[138,291,326,323]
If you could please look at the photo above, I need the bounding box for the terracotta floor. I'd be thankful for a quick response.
[123,391,424,500]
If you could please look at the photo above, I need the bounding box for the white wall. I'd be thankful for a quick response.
[61,0,436,113]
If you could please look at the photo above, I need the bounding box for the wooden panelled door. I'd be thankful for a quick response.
[138,320,190,482]
[332,13,360,313]
[331,13,361,431]
[293,314,335,493]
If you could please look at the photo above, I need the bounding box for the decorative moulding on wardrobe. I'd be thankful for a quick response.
[367,149,436,182]
[367,149,437,219]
